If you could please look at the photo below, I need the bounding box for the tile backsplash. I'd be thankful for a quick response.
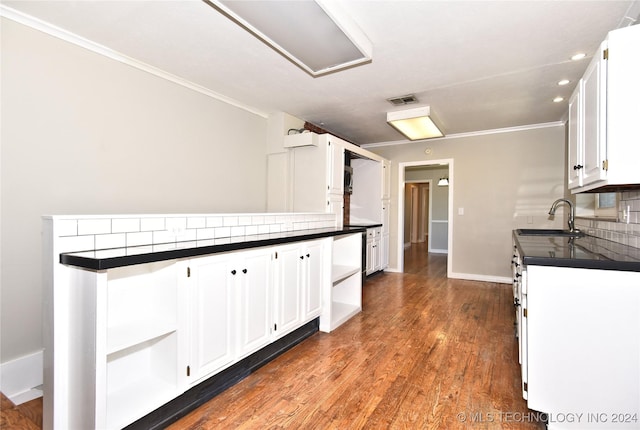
[47,213,337,253]
[576,191,640,249]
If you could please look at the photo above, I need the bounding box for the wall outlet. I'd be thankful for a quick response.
[458,207,464,215]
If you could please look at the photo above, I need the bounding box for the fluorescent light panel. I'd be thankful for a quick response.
[207,0,372,76]
[387,106,444,140]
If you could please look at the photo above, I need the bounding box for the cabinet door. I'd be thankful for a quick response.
[327,137,345,195]
[274,244,302,338]
[381,234,389,270]
[567,85,582,189]
[581,42,607,186]
[365,237,374,275]
[187,254,235,383]
[292,145,327,212]
[382,160,391,200]
[302,241,324,320]
[327,193,344,228]
[236,249,272,358]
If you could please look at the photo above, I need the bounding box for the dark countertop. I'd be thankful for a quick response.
[345,223,383,229]
[61,226,366,270]
[513,231,640,272]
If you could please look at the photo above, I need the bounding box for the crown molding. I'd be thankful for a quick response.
[362,121,565,149]
[0,5,269,119]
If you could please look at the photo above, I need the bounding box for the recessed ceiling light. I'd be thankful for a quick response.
[558,79,570,86]
[571,53,586,61]
[553,96,564,103]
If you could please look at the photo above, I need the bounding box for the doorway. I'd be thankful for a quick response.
[405,181,430,246]
[398,160,453,277]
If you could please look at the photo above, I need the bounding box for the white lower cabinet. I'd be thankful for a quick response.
[59,238,335,429]
[523,265,640,429]
[272,240,326,339]
[186,241,328,387]
[365,227,382,275]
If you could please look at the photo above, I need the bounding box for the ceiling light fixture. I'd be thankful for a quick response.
[558,79,570,86]
[204,0,372,77]
[438,178,449,187]
[553,96,564,103]
[571,53,586,61]
[387,106,444,140]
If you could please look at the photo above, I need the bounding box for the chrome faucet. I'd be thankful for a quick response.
[548,198,576,232]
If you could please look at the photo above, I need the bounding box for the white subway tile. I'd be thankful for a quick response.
[206,217,223,228]
[177,229,197,242]
[215,226,231,238]
[270,224,282,233]
[141,217,165,231]
[95,233,126,250]
[187,217,206,229]
[238,216,252,226]
[258,224,270,234]
[126,232,153,247]
[153,230,175,244]
[78,219,111,235]
[230,226,245,237]
[197,228,216,240]
[112,218,140,234]
[58,235,95,253]
[245,225,258,236]
[264,215,276,224]
[166,217,187,231]
[223,216,239,227]
[57,219,78,237]
[251,215,265,225]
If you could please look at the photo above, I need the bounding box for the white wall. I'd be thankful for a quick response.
[0,18,268,364]
[367,125,566,280]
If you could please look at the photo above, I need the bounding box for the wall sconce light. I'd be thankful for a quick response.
[387,106,444,140]
[438,178,449,186]
[205,0,373,77]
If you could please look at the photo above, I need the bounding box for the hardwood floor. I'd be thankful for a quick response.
[3,245,541,429]
[0,393,42,429]
[169,245,543,429]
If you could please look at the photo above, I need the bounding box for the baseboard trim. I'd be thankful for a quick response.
[0,350,43,405]
[428,248,448,254]
[449,272,512,284]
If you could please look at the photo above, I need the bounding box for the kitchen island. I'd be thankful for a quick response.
[512,229,640,430]
[44,213,364,430]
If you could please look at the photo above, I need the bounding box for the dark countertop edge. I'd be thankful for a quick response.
[60,227,366,271]
[512,231,640,272]
[521,256,640,272]
[345,223,383,228]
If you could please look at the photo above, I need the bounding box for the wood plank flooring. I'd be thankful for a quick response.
[2,244,542,429]
[0,393,42,429]
[169,245,543,429]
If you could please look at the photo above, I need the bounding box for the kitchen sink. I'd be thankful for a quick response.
[516,229,586,238]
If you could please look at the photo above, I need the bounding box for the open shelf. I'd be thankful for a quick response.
[106,332,178,429]
[107,321,177,355]
[331,265,361,284]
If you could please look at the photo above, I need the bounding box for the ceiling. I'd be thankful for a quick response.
[3,0,639,145]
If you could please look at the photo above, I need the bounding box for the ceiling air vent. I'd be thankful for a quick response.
[387,94,419,106]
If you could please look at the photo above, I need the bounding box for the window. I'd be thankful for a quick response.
[594,192,618,218]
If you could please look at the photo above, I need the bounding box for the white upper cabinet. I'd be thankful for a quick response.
[569,24,640,193]
[291,134,344,218]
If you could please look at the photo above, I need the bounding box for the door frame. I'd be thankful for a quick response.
[397,159,454,277]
